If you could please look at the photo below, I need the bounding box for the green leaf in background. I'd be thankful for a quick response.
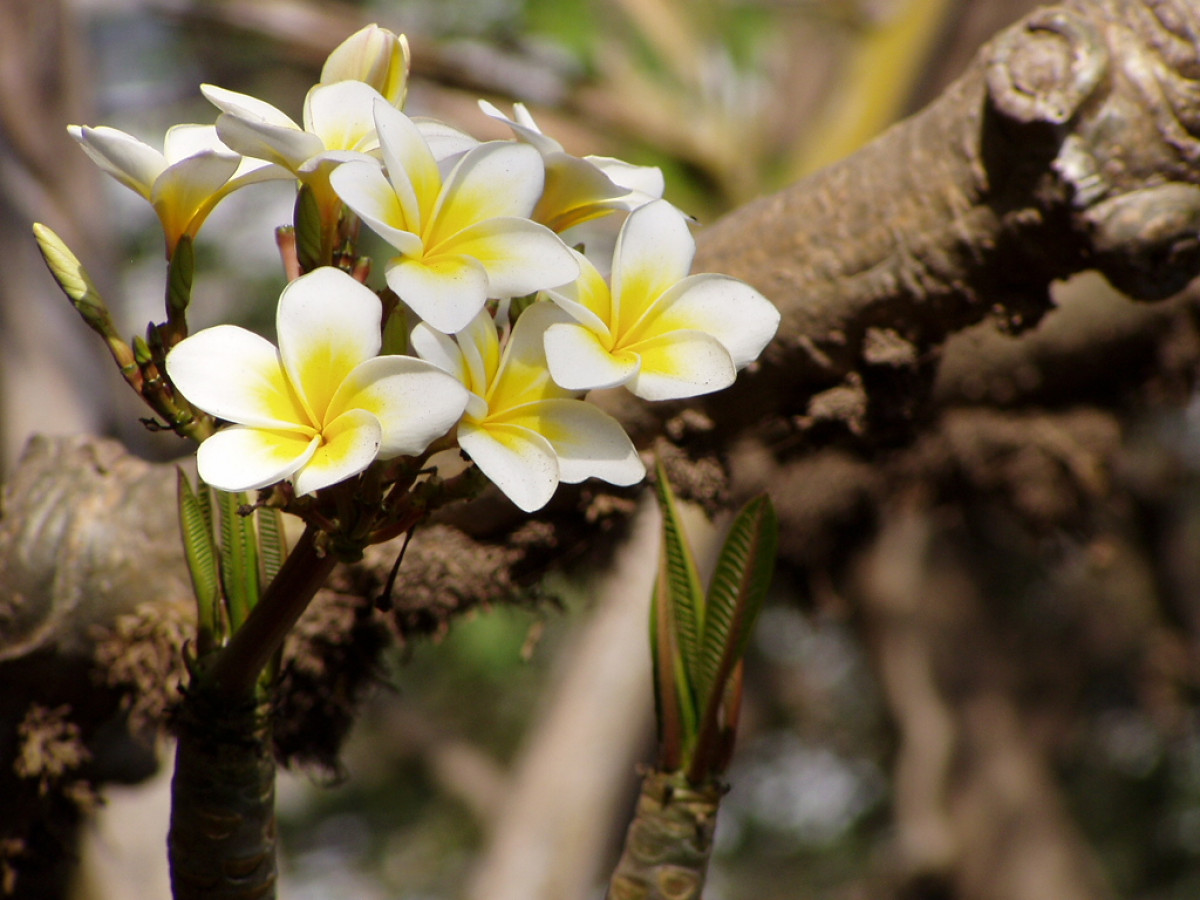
[257,505,287,587]
[649,456,778,780]
[689,493,777,782]
[695,493,777,710]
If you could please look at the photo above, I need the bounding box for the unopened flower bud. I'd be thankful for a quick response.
[32,223,111,330]
[321,24,410,108]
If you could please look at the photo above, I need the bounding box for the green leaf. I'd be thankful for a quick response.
[217,490,260,632]
[294,183,323,272]
[381,302,410,356]
[257,506,287,587]
[651,566,686,770]
[688,493,777,781]
[178,471,221,652]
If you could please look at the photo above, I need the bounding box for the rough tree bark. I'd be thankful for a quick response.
[3,1,1200,897]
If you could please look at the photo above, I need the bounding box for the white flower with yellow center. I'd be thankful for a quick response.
[165,267,469,495]
[201,80,381,176]
[411,303,644,512]
[200,79,385,233]
[479,101,664,234]
[330,101,580,335]
[542,200,779,400]
[68,122,287,256]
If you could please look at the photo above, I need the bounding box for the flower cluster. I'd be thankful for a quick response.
[69,24,780,514]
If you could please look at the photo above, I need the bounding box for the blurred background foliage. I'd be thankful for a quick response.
[9,1,1200,899]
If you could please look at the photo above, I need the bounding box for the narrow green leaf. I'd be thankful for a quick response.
[218,490,260,632]
[178,471,221,652]
[196,477,215,541]
[653,459,706,691]
[166,233,195,317]
[688,494,778,781]
[257,506,287,586]
[652,546,699,771]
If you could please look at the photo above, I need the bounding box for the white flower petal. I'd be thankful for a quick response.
[410,322,468,384]
[626,329,737,400]
[459,419,559,513]
[331,160,423,255]
[486,302,572,411]
[201,84,302,129]
[327,355,469,457]
[611,199,696,330]
[543,250,613,336]
[430,141,544,238]
[303,81,382,153]
[385,254,489,335]
[196,425,317,492]
[456,313,498,400]
[558,215,623,277]
[588,156,665,203]
[534,153,627,231]
[414,117,480,163]
[202,85,322,169]
[436,217,578,298]
[373,101,440,227]
[292,408,383,495]
[151,152,241,244]
[276,268,382,423]
[213,111,323,171]
[641,274,780,368]
[70,125,165,199]
[227,156,294,189]
[162,124,233,163]
[165,324,311,429]
[499,398,643,487]
[298,149,378,174]
[478,100,561,156]
[543,322,638,391]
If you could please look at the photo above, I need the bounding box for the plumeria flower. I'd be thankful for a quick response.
[69,123,287,257]
[165,267,469,495]
[201,79,385,230]
[411,303,644,512]
[321,24,410,108]
[331,101,579,334]
[479,101,664,234]
[542,200,779,400]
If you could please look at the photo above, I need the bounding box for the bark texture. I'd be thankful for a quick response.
[606,771,723,900]
[167,690,276,900]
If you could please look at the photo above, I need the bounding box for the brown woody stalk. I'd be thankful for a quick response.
[167,686,276,900]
